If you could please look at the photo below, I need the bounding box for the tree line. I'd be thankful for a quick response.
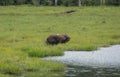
[0,0,120,6]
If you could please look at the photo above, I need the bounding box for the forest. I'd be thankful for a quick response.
[0,0,120,6]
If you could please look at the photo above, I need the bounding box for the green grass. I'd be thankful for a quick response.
[0,48,64,77]
[0,5,120,76]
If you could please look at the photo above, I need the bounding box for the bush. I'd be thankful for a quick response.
[31,0,40,6]
[14,0,26,5]
[0,0,14,5]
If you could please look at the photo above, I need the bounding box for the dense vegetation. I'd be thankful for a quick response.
[0,0,120,6]
[0,6,120,77]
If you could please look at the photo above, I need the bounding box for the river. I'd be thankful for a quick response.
[44,45,120,77]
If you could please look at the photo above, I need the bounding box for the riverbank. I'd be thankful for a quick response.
[44,45,120,68]
[43,45,120,77]
[0,6,120,76]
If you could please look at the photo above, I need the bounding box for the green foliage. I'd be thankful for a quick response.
[106,0,120,6]
[0,0,120,6]
[81,0,100,6]
[15,0,26,5]
[61,0,73,6]
[31,0,40,6]
[0,0,14,5]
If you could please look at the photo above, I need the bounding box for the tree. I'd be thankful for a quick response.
[46,0,52,6]
[15,0,26,5]
[110,0,120,6]
[78,0,81,6]
[32,0,40,6]
[0,0,14,5]
[100,0,106,5]
[55,0,58,6]
[61,0,73,6]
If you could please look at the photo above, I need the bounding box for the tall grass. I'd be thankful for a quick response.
[0,48,64,76]
[0,5,120,76]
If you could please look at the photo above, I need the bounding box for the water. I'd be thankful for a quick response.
[65,65,120,77]
[44,45,120,77]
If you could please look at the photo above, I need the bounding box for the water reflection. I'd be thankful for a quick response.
[65,65,120,77]
[44,45,120,77]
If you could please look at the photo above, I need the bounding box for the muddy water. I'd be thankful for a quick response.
[44,45,120,77]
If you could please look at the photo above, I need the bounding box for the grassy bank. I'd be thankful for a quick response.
[0,5,120,76]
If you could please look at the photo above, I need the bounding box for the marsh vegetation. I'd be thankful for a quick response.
[0,6,120,76]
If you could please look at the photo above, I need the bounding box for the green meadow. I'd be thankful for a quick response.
[0,5,120,76]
